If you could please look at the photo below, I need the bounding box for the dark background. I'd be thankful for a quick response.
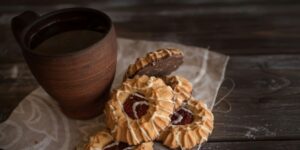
[1,0,300,149]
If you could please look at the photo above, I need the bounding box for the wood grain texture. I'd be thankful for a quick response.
[1,0,300,149]
[202,140,300,150]
[0,0,300,59]
[0,0,299,6]
[211,55,300,141]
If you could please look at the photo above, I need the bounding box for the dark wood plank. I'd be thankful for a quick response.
[0,2,300,58]
[0,0,298,6]
[202,140,300,150]
[210,55,300,141]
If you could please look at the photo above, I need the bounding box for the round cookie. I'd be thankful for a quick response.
[105,75,175,145]
[158,98,214,149]
[163,75,193,109]
[84,129,113,150]
[124,48,184,80]
[135,142,154,150]
[84,130,154,150]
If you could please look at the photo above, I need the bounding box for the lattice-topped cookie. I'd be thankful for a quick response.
[83,129,154,150]
[124,48,183,80]
[105,75,175,145]
[163,75,193,109]
[158,98,214,149]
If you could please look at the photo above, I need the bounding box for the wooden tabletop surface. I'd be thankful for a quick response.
[1,0,300,149]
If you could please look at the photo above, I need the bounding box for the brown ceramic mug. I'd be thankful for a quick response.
[11,8,117,119]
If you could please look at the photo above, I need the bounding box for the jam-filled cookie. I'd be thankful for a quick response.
[163,76,193,109]
[158,99,214,149]
[84,130,154,150]
[124,48,183,80]
[105,75,175,145]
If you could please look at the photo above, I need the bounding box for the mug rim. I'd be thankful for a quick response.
[20,7,114,57]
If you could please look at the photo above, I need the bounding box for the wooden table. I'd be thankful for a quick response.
[1,0,300,149]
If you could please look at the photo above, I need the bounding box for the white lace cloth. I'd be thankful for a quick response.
[0,38,229,150]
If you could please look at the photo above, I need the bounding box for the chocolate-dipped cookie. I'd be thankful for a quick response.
[124,48,183,80]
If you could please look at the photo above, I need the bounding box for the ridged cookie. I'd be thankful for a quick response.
[159,98,214,149]
[105,75,175,145]
[163,75,193,109]
[124,48,183,80]
[84,130,154,150]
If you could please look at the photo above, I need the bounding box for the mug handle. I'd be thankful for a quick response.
[11,11,39,45]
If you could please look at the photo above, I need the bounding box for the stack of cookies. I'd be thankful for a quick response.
[84,49,214,150]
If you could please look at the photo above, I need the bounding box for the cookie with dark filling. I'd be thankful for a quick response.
[105,75,175,145]
[124,48,183,80]
[158,98,214,150]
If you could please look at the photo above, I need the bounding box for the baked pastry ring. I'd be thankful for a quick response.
[163,76,193,109]
[135,142,154,150]
[105,75,175,145]
[84,130,154,150]
[124,48,183,80]
[159,98,214,149]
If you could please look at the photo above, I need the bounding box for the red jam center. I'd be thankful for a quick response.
[171,107,194,125]
[103,142,130,150]
[123,93,149,119]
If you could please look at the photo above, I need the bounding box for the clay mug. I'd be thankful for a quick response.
[11,8,117,119]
